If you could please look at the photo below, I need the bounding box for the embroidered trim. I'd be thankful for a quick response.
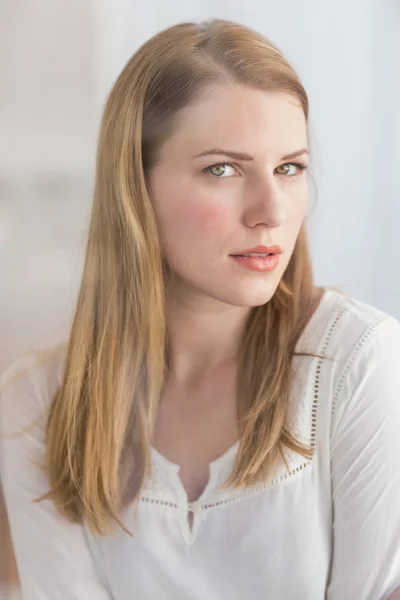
[200,460,311,510]
[331,316,388,417]
[141,497,179,509]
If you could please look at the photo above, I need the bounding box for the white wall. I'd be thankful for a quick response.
[1,0,399,371]
[0,0,96,370]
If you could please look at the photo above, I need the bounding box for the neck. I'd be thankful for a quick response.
[164,293,251,385]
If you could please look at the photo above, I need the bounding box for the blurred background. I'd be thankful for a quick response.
[1,0,399,596]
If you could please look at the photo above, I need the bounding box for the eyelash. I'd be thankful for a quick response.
[204,161,308,178]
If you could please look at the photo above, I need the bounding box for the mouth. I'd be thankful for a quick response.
[230,244,282,258]
[231,252,274,257]
[229,250,281,273]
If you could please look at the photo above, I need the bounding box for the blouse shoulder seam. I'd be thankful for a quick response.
[331,315,390,419]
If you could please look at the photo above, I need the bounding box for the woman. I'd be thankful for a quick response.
[1,18,400,599]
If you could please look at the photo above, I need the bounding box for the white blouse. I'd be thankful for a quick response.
[1,288,400,600]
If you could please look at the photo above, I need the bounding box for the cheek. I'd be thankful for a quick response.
[161,185,231,240]
[160,199,230,271]
[151,174,231,240]
[185,202,230,237]
[152,179,233,265]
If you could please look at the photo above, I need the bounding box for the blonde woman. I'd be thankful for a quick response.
[1,19,400,600]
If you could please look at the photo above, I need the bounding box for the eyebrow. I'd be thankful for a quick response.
[193,147,309,161]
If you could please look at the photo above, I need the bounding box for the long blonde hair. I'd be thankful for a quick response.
[42,19,320,535]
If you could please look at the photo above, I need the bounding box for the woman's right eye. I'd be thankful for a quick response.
[204,163,237,178]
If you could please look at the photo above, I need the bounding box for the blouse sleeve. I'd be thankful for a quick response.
[327,317,400,600]
[0,354,112,600]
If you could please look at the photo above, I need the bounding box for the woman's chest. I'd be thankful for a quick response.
[89,469,332,599]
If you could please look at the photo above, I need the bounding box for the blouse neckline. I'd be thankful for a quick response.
[150,438,240,476]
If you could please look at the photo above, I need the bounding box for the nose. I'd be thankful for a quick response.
[243,175,286,229]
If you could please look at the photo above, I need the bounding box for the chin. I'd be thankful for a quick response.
[221,279,281,308]
[233,294,276,309]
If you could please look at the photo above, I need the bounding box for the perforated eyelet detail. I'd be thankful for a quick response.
[141,497,178,509]
[331,316,387,416]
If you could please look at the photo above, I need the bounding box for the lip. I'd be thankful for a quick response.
[230,253,280,273]
[230,244,282,256]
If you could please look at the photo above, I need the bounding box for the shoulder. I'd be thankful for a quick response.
[300,287,400,367]
[0,343,67,438]
[300,287,399,360]
[1,346,114,598]
[0,343,68,499]
[304,288,400,426]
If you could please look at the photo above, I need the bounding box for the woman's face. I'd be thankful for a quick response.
[147,84,309,308]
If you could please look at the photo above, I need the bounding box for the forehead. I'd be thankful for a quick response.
[161,84,307,159]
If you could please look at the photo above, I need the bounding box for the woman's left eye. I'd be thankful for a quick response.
[276,162,308,177]
[204,163,236,178]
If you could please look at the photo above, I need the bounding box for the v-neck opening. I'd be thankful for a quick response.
[150,439,240,474]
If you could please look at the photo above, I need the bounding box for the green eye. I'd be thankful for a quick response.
[210,164,227,176]
[276,164,291,175]
[205,163,235,177]
[276,163,308,176]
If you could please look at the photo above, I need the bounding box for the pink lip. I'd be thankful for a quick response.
[230,253,280,272]
[230,244,282,256]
